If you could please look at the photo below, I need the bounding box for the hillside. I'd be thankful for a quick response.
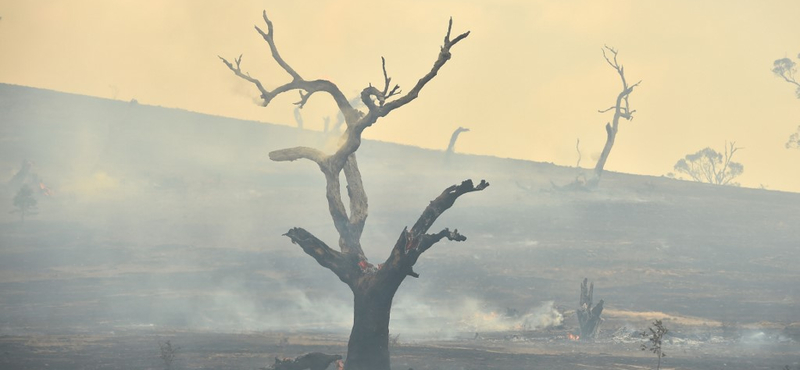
[1,84,799,369]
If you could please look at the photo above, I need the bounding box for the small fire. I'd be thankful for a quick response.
[358,259,378,273]
[39,182,53,196]
[567,333,580,341]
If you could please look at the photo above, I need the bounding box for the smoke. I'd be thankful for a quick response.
[172,287,563,341]
[389,298,563,340]
[184,286,353,333]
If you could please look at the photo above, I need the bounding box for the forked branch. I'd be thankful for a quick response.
[220,11,360,122]
[283,227,358,285]
[384,179,489,277]
[600,45,641,121]
[376,18,470,116]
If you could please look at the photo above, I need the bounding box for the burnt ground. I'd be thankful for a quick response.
[0,84,799,369]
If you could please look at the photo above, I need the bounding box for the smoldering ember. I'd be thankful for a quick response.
[1,3,800,370]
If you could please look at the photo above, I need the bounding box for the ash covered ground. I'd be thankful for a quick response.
[1,85,799,369]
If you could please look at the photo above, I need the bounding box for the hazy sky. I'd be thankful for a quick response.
[1,1,799,191]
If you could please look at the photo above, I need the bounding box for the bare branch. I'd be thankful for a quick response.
[221,11,361,123]
[344,154,368,249]
[383,179,489,276]
[283,227,356,285]
[254,10,301,81]
[218,55,270,105]
[418,228,467,254]
[331,18,471,172]
[598,106,616,113]
[269,146,327,164]
[410,179,489,237]
[377,19,470,116]
[381,57,401,103]
[323,171,356,253]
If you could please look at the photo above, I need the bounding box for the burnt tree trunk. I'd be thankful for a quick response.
[346,284,398,369]
[577,278,604,340]
[593,122,617,178]
[221,12,481,370]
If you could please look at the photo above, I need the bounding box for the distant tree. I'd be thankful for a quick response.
[787,125,800,149]
[641,320,668,370]
[220,11,484,370]
[293,106,304,130]
[593,46,641,183]
[772,54,800,99]
[11,184,38,221]
[445,126,469,155]
[673,142,743,186]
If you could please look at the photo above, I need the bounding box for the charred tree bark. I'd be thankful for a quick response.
[346,286,396,369]
[270,352,342,370]
[221,12,481,370]
[577,278,604,340]
[594,122,617,179]
[593,46,640,182]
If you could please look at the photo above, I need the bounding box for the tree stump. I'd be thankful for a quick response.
[577,278,604,340]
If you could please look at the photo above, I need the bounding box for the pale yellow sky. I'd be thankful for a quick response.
[1,1,799,191]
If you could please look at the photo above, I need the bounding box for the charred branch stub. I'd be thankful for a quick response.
[577,278,604,340]
[593,45,641,180]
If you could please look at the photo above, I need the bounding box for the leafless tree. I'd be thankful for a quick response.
[220,11,486,370]
[445,126,470,155]
[594,46,641,182]
[772,54,800,99]
[673,142,743,186]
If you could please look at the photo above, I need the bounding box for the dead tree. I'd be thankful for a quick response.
[445,126,470,154]
[220,11,484,370]
[593,46,641,182]
[577,278,604,340]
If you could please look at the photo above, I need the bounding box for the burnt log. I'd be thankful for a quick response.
[267,352,343,370]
